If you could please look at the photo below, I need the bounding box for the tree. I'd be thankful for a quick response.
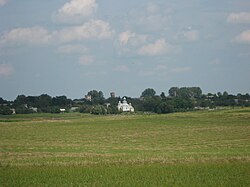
[141,88,156,98]
[15,105,34,114]
[37,94,52,108]
[52,96,72,107]
[0,106,12,115]
[160,92,166,99]
[223,91,229,97]
[91,105,106,115]
[79,105,92,113]
[87,90,105,104]
[142,96,161,112]
[158,101,174,114]
[169,87,179,97]
[217,92,222,98]
[0,97,7,105]
[14,95,27,106]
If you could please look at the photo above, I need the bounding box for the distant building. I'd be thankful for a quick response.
[118,97,134,112]
[110,92,115,98]
[85,95,92,101]
[60,108,66,112]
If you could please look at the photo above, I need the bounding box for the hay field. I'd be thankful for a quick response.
[0,108,249,186]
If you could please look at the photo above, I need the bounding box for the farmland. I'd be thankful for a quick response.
[0,108,250,186]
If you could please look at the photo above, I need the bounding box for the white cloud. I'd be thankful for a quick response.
[0,0,7,7]
[57,0,97,23]
[57,44,87,54]
[54,20,114,43]
[0,20,113,46]
[234,30,250,44]
[118,31,147,46]
[128,3,171,32]
[138,39,175,56]
[0,26,51,46]
[79,55,94,65]
[227,12,250,24]
[119,31,136,45]
[113,65,130,72]
[0,64,14,77]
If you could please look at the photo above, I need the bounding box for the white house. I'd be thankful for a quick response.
[117,97,135,112]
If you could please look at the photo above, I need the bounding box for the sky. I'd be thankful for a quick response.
[0,0,250,100]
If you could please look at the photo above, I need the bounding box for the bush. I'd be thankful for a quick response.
[91,105,106,115]
[15,105,34,114]
[0,106,13,115]
[79,105,92,113]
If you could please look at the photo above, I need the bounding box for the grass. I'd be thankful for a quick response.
[0,108,249,186]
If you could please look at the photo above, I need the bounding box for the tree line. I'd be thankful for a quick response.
[0,87,250,115]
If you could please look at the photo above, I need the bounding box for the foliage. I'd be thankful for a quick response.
[0,106,12,115]
[91,105,106,115]
[87,90,105,105]
[79,105,92,113]
[141,88,156,97]
[15,105,34,114]
[1,87,250,115]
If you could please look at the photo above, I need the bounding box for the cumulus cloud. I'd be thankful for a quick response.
[0,20,113,46]
[57,44,87,54]
[138,39,175,56]
[56,0,97,23]
[227,12,250,24]
[234,30,250,44]
[54,20,114,43]
[0,64,14,77]
[79,55,94,65]
[0,26,51,46]
[0,0,7,7]
[118,31,147,46]
[128,3,171,32]
[119,31,136,45]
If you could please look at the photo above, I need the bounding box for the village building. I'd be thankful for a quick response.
[110,92,115,98]
[117,97,135,112]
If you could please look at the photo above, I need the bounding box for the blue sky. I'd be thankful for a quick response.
[0,0,250,100]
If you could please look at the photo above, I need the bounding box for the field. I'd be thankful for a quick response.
[0,108,250,186]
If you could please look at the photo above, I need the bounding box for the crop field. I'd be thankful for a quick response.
[0,108,250,186]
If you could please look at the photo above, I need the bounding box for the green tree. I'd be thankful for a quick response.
[37,94,52,108]
[15,105,34,114]
[87,90,105,105]
[160,92,166,99]
[169,87,179,97]
[141,88,156,98]
[91,105,106,115]
[79,105,92,113]
[14,95,27,106]
[52,96,72,107]
[0,106,13,115]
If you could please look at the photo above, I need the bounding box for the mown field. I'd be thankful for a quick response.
[0,108,249,186]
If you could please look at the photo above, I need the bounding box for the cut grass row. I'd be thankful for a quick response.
[1,162,249,187]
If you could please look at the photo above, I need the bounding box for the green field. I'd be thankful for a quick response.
[0,108,250,186]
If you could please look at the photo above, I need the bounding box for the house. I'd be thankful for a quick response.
[117,97,134,112]
[60,108,66,112]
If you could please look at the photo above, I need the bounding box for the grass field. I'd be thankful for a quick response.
[0,108,249,186]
